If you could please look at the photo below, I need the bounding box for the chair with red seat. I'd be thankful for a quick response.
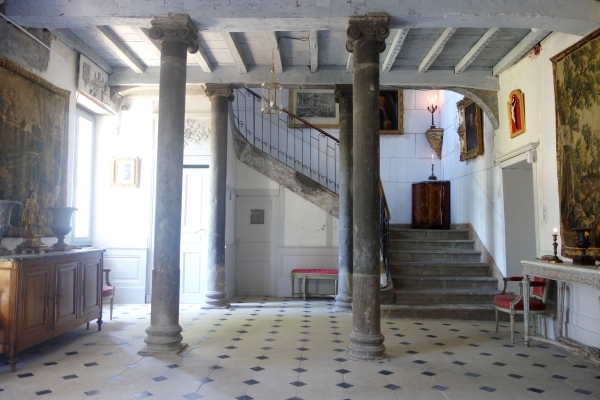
[103,268,115,320]
[494,276,549,343]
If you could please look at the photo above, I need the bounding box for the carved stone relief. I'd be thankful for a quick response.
[184,119,210,147]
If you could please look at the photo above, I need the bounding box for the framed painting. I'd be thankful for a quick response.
[379,90,404,135]
[111,157,140,188]
[507,89,526,138]
[0,56,70,235]
[288,89,339,129]
[551,27,600,261]
[457,97,484,162]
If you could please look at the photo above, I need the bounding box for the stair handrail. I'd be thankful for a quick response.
[233,87,391,288]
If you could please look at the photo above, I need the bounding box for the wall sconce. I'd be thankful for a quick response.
[427,95,438,128]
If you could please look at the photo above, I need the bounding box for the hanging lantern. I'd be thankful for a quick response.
[261,49,283,114]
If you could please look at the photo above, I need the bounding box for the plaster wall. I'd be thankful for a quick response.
[380,89,443,224]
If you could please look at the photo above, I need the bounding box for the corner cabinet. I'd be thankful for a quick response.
[0,249,104,372]
[411,181,450,229]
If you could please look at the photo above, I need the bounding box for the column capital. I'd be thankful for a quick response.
[205,84,234,102]
[346,13,390,54]
[150,14,199,54]
[334,84,353,103]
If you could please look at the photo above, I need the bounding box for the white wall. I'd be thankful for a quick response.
[380,89,443,224]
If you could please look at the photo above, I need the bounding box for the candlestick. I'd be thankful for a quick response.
[548,230,563,263]
[428,155,437,181]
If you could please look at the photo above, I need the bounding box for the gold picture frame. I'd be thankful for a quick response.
[379,89,404,135]
[457,98,484,161]
[288,89,339,129]
[507,89,526,138]
[111,157,139,188]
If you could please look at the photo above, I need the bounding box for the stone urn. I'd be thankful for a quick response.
[572,227,596,266]
[0,200,20,256]
[47,207,78,251]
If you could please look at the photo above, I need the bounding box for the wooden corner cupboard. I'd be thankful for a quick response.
[411,181,450,229]
[0,248,104,372]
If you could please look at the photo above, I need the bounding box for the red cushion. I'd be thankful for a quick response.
[494,294,546,311]
[291,269,338,275]
[532,276,546,298]
[103,285,114,296]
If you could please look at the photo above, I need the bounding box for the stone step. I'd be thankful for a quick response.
[381,304,497,320]
[390,239,475,250]
[394,288,500,305]
[393,276,498,290]
[390,249,482,263]
[389,228,469,241]
[389,262,490,276]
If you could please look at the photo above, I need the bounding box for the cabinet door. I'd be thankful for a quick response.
[411,184,429,228]
[55,261,79,328]
[81,258,102,317]
[428,184,444,227]
[18,265,52,339]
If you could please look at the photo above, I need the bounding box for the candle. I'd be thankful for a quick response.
[431,154,434,161]
[553,227,558,234]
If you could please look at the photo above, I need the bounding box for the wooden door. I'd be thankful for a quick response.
[18,264,53,339]
[179,167,209,303]
[428,184,443,227]
[81,258,102,317]
[55,261,79,328]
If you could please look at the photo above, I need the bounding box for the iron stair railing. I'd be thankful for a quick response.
[231,87,391,288]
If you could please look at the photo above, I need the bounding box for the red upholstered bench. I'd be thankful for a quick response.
[291,269,338,300]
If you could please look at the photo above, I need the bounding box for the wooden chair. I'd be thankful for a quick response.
[103,268,115,320]
[494,276,549,343]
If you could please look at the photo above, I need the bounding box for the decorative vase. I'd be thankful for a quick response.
[0,200,20,256]
[47,207,78,251]
[572,227,596,266]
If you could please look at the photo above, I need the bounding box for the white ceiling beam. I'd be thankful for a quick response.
[192,47,214,73]
[6,1,598,36]
[346,53,353,73]
[265,31,283,74]
[93,25,145,73]
[418,27,457,73]
[309,30,318,73]
[493,29,550,76]
[382,28,409,73]
[130,26,161,58]
[221,32,248,74]
[454,28,499,74]
[49,28,113,74]
[110,65,499,92]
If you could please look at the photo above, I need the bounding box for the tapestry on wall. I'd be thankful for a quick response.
[0,56,70,235]
[552,28,600,260]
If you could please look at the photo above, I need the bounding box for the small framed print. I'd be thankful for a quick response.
[288,89,339,129]
[111,157,139,187]
[507,89,526,138]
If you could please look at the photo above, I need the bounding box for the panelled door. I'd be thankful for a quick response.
[54,261,79,328]
[236,198,273,296]
[179,167,209,303]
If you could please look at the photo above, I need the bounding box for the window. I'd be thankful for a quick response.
[71,110,95,245]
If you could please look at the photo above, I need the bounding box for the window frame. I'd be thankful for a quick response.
[70,108,95,246]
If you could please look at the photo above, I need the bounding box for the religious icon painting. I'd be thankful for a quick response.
[507,89,526,138]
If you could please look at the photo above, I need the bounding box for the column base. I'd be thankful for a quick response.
[347,331,386,361]
[334,294,352,312]
[138,325,186,356]
[202,291,230,309]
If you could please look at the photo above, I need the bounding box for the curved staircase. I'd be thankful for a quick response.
[381,227,500,320]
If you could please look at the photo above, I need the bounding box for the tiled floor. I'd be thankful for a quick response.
[1,297,599,400]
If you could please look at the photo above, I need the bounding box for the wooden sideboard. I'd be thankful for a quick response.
[0,248,104,372]
[411,181,450,229]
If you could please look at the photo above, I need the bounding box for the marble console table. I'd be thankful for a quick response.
[521,259,600,366]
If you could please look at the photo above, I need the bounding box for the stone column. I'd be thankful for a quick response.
[334,85,353,313]
[139,15,199,356]
[346,13,389,361]
[203,84,234,309]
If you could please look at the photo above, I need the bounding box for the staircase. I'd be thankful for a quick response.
[381,227,500,320]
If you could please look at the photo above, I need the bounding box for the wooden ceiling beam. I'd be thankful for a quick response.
[309,30,318,73]
[418,27,456,73]
[265,31,283,74]
[454,28,499,74]
[382,28,409,73]
[493,28,550,76]
[93,25,145,73]
[221,32,248,73]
